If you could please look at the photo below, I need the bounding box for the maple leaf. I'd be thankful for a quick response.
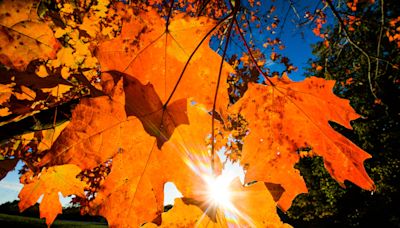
[96,6,232,115]
[18,164,86,226]
[0,0,60,70]
[144,179,291,227]
[0,67,74,128]
[38,78,131,170]
[39,77,219,226]
[88,98,218,227]
[38,71,187,169]
[230,74,374,211]
[103,71,191,147]
[36,121,70,152]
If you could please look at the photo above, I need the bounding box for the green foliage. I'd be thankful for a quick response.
[286,157,346,221]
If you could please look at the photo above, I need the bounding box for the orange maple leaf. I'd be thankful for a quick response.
[38,78,129,170]
[18,164,86,226]
[40,77,220,226]
[230,74,374,211]
[87,99,218,226]
[270,52,279,61]
[96,6,232,116]
[0,0,60,70]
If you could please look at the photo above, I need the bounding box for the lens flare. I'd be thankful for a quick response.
[201,170,256,227]
[206,174,233,208]
[167,133,254,226]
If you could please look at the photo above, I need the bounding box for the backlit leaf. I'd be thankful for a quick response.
[230,74,374,211]
[96,8,232,115]
[18,164,86,226]
[145,179,291,227]
[88,98,218,227]
[0,0,60,70]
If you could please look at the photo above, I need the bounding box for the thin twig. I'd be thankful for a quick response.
[215,24,230,53]
[210,2,238,175]
[370,55,397,68]
[196,0,211,16]
[326,0,377,99]
[374,0,384,80]
[233,18,275,86]
[288,0,300,20]
[163,13,234,108]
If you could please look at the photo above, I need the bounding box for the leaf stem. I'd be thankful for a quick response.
[210,2,238,175]
[163,12,233,108]
[165,0,174,31]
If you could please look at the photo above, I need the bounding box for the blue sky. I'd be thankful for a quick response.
[0,162,23,205]
[0,0,326,209]
[0,161,74,206]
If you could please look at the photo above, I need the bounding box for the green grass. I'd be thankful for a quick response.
[0,213,108,227]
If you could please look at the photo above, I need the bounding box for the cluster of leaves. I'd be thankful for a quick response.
[0,0,377,227]
[286,0,400,227]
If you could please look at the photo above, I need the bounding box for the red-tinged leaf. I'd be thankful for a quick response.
[230,74,374,211]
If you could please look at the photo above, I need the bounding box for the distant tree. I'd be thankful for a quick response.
[0,200,39,217]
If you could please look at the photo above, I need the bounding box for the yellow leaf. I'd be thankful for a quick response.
[35,65,49,78]
[18,164,87,226]
[48,48,75,69]
[0,0,59,70]
[61,67,71,79]
[15,86,36,101]
[0,108,11,117]
[37,121,70,152]
[41,84,72,98]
